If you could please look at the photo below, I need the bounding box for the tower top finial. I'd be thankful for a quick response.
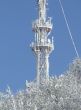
[37,0,47,22]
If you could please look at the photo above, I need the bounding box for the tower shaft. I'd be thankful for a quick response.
[31,0,54,85]
[38,0,47,21]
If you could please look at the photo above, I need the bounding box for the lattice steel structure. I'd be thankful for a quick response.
[31,0,54,85]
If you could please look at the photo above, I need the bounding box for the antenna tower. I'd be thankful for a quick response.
[31,0,54,85]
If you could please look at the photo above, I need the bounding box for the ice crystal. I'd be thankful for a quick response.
[0,58,81,110]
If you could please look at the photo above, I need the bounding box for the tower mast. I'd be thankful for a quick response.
[31,0,54,85]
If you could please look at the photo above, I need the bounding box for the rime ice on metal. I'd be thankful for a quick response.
[31,0,54,85]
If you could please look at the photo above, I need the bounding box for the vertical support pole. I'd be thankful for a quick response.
[46,54,49,82]
[36,52,40,86]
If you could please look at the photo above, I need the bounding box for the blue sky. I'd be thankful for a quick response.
[0,0,81,92]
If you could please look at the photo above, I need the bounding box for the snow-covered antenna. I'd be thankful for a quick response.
[31,0,54,85]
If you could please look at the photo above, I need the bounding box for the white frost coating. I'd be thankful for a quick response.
[0,58,81,110]
[31,0,54,85]
[0,1,81,110]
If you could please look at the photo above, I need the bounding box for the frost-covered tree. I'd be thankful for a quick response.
[0,58,81,110]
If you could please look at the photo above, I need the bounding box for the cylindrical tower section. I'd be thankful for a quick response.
[38,0,47,22]
[36,51,40,85]
[45,53,49,81]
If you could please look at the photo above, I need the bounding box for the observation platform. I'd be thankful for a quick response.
[31,41,54,53]
[32,18,53,33]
